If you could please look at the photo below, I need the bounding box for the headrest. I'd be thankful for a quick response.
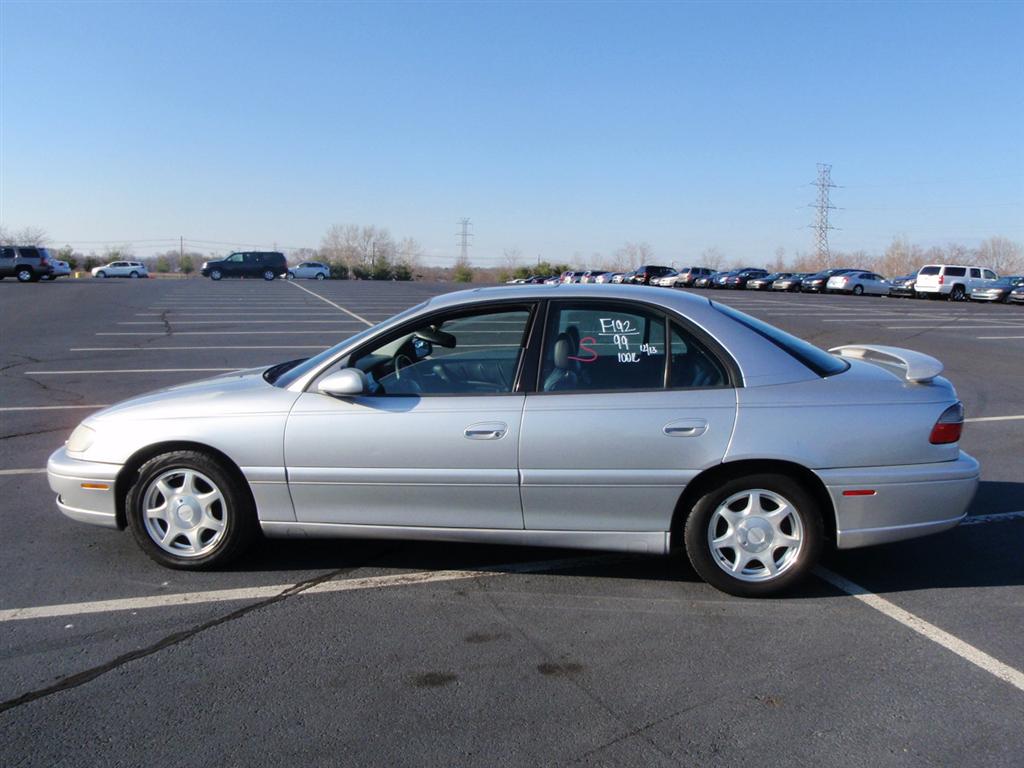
[553,334,571,369]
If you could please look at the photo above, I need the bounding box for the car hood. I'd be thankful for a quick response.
[88,367,300,423]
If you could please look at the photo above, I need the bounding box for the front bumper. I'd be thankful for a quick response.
[817,451,979,549]
[47,447,123,529]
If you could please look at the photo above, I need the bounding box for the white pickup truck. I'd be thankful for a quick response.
[914,264,998,301]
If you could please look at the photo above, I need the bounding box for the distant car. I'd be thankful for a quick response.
[722,268,769,289]
[593,272,617,284]
[670,267,715,288]
[201,252,288,281]
[628,265,676,285]
[711,270,739,289]
[652,270,681,287]
[970,276,1024,303]
[694,272,722,288]
[558,271,583,284]
[288,261,330,280]
[1008,283,1024,305]
[44,259,71,280]
[528,275,554,284]
[48,284,979,598]
[0,245,55,282]
[772,273,809,292]
[888,275,917,298]
[747,272,791,291]
[915,264,999,301]
[92,260,149,279]
[543,276,561,285]
[612,272,631,284]
[826,271,889,296]
[801,269,855,293]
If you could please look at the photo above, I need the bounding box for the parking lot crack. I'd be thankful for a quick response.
[0,564,364,715]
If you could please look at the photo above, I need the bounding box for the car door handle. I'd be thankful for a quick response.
[464,422,508,440]
[663,419,708,437]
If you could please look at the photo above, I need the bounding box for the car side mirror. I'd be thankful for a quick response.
[318,368,369,397]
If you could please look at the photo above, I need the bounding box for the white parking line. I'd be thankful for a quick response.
[0,468,46,476]
[136,313,340,317]
[965,415,1024,423]
[978,335,1024,340]
[0,555,618,623]
[25,368,236,375]
[288,281,374,326]
[815,567,1024,693]
[118,320,362,325]
[71,346,328,351]
[97,331,350,336]
[885,325,1024,330]
[0,404,111,412]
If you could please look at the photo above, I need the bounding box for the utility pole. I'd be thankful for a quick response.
[179,236,184,264]
[456,218,473,263]
[808,163,837,268]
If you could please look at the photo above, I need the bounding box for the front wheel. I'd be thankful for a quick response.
[126,450,256,569]
[210,269,223,281]
[96,271,108,279]
[263,269,275,281]
[16,268,34,282]
[683,473,823,597]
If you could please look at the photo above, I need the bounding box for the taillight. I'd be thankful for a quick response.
[930,402,964,444]
[938,274,945,285]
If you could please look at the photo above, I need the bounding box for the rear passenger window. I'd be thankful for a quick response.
[670,322,727,389]
[541,304,667,392]
[946,267,966,277]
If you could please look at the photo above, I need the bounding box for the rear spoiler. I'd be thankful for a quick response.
[828,344,943,383]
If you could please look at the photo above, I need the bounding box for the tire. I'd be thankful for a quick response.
[126,450,256,570]
[97,271,108,279]
[263,269,275,281]
[316,272,326,280]
[286,272,295,280]
[950,285,966,301]
[130,271,139,278]
[683,473,823,597]
[852,284,864,296]
[16,267,33,282]
[210,269,222,281]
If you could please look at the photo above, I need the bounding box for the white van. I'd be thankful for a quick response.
[914,264,998,301]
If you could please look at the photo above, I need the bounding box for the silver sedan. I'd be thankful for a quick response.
[48,285,979,596]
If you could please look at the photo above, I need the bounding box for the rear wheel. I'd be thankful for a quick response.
[683,473,823,597]
[950,284,966,301]
[316,272,326,280]
[852,284,864,295]
[263,269,275,281]
[130,271,139,278]
[126,450,256,569]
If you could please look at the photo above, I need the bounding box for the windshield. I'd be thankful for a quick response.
[266,301,428,388]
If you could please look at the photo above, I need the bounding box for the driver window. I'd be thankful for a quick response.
[351,308,532,396]
[228,253,245,263]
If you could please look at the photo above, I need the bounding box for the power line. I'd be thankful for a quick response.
[456,218,473,263]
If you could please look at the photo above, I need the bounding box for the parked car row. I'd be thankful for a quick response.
[509,263,1023,304]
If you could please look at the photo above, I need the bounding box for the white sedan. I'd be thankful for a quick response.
[826,271,889,296]
[92,261,149,279]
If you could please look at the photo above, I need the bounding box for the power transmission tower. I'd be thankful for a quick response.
[456,218,473,263]
[808,163,837,268]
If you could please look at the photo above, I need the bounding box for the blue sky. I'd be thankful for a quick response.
[2,1,1022,265]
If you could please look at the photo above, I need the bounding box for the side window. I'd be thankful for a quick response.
[351,308,532,396]
[669,322,728,389]
[1,247,14,259]
[228,253,244,263]
[970,268,981,278]
[19,247,40,259]
[540,303,666,392]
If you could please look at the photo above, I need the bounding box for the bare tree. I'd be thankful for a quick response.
[612,241,654,271]
[975,236,1024,273]
[501,247,522,272]
[0,225,47,245]
[700,247,725,271]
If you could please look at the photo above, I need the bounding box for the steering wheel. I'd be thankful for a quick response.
[392,354,423,393]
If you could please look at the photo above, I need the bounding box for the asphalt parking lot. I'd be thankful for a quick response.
[1,278,1022,767]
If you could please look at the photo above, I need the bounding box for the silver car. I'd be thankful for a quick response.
[288,261,330,280]
[48,285,978,596]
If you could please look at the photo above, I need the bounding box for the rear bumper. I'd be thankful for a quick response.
[915,284,943,294]
[47,447,122,529]
[816,451,979,549]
